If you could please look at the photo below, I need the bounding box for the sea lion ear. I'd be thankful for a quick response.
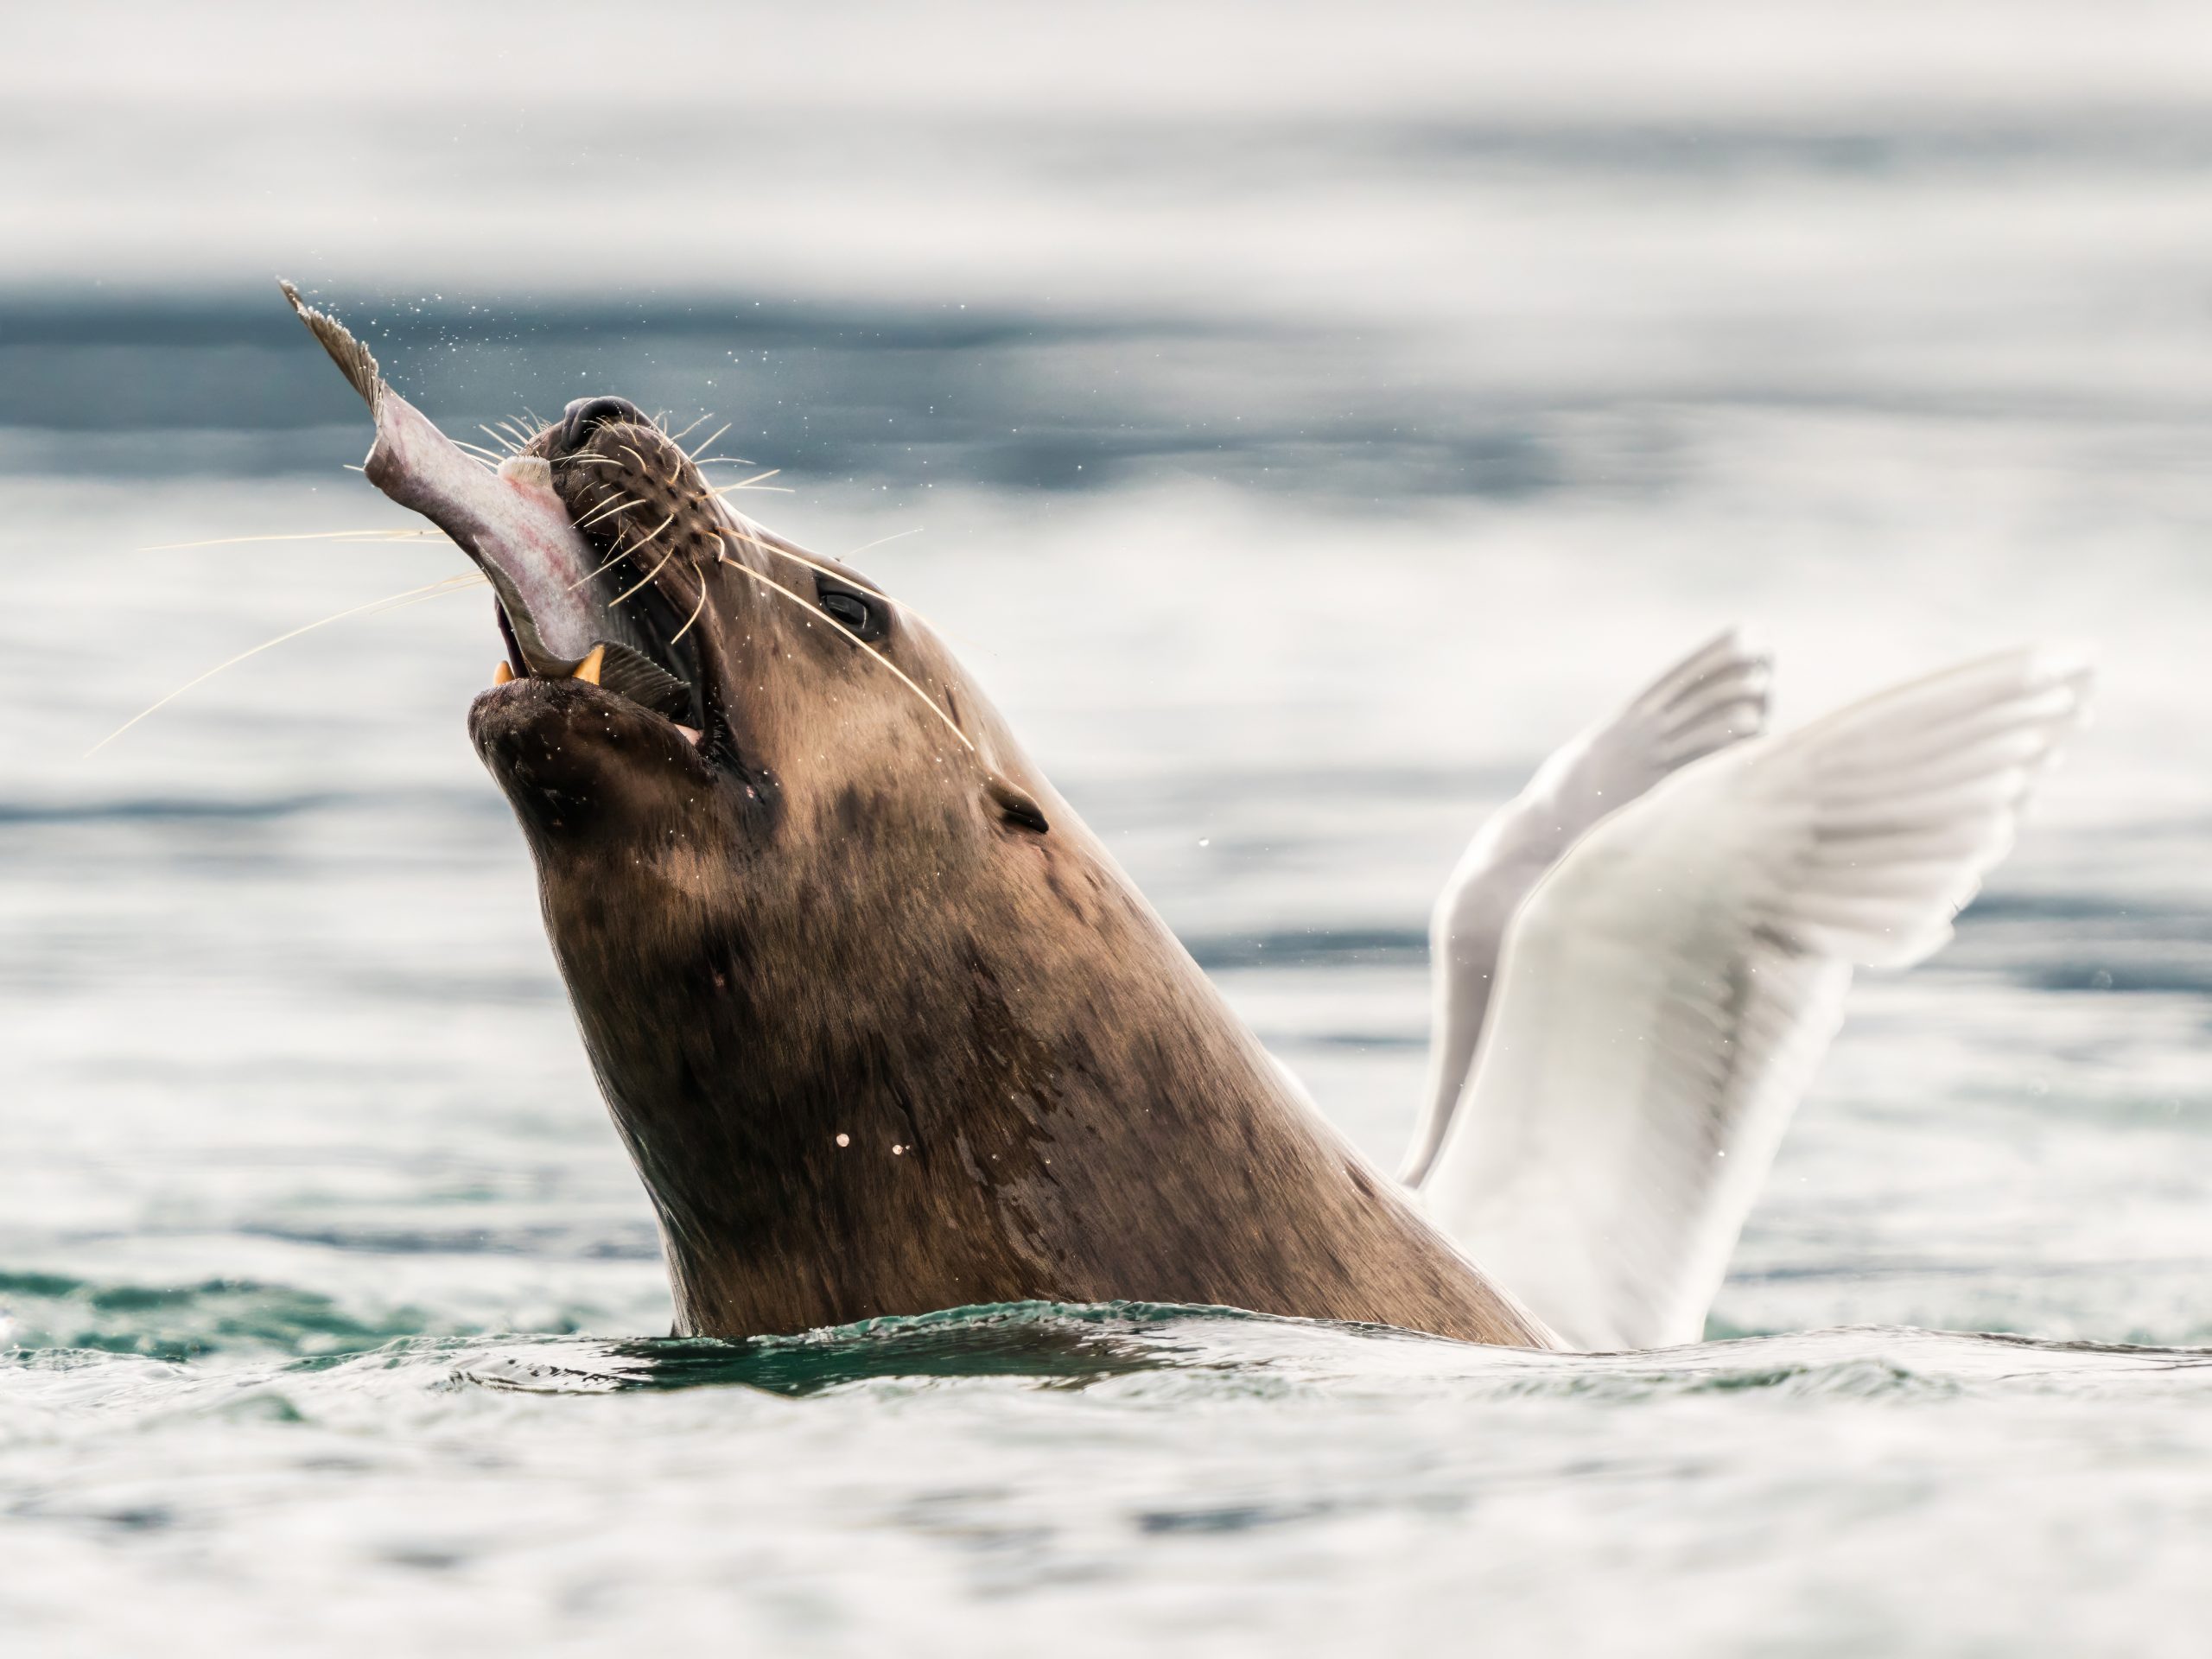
[984,774,1049,835]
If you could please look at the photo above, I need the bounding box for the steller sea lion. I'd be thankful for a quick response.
[283,284,1554,1347]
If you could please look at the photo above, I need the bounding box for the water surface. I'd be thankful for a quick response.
[6,5,2212,1653]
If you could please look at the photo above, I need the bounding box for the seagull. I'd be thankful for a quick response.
[1399,632,2090,1351]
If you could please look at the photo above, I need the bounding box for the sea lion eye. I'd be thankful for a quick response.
[816,582,887,642]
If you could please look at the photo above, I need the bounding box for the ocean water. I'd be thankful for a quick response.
[6,5,2212,1653]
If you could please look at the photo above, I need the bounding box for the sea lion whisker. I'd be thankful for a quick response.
[625,510,679,554]
[711,468,785,493]
[86,572,487,756]
[668,577,710,646]
[497,420,534,449]
[134,529,451,551]
[715,556,976,753]
[708,521,964,662]
[478,424,522,455]
[575,494,643,531]
[565,527,655,590]
[609,541,682,607]
[668,411,713,444]
[683,422,732,461]
[575,498,645,528]
[691,454,758,467]
[840,528,924,559]
[578,511,679,597]
[716,521,908,608]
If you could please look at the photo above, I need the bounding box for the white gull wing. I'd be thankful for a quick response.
[1398,628,1771,1185]
[1416,647,2093,1351]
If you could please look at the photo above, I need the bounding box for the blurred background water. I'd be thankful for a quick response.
[4,3,2212,1653]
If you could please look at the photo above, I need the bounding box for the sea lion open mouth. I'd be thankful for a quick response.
[283,286,704,742]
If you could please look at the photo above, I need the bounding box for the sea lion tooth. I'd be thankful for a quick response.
[675,723,702,746]
[588,641,695,719]
[493,661,515,685]
[573,645,606,686]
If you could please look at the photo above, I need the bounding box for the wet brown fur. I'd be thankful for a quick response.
[470,416,1551,1347]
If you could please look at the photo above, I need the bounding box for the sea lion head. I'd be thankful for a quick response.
[467,394,1051,877]
[459,397,1146,1332]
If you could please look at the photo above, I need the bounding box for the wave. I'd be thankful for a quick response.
[0,1268,438,1363]
[10,1284,2209,1411]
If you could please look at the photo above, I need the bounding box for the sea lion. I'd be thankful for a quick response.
[284,287,1552,1347]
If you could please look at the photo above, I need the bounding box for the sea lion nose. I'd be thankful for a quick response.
[557,395,650,454]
